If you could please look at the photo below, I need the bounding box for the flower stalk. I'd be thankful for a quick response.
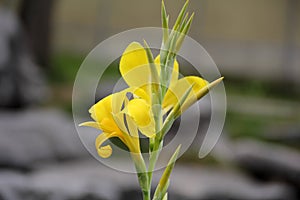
[80,1,223,200]
[131,152,151,200]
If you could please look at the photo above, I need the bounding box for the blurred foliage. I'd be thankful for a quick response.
[225,76,300,101]
[49,53,120,84]
[224,76,300,140]
[49,53,84,84]
[48,53,120,113]
[226,112,273,139]
[226,109,300,144]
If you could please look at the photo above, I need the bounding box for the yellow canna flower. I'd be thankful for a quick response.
[120,42,179,104]
[119,41,211,115]
[80,41,219,159]
[80,88,155,158]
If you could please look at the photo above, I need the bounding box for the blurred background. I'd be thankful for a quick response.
[0,0,299,199]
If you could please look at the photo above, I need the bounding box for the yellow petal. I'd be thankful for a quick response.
[99,117,121,133]
[122,133,141,154]
[95,132,119,158]
[111,90,127,114]
[163,76,208,113]
[127,99,151,126]
[188,76,208,95]
[79,121,101,129]
[124,114,140,151]
[138,124,156,138]
[89,92,127,134]
[120,42,150,88]
[95,130,141,158]
[112,112,128,134]
[125,98,155,138]
[132,87,151,104]
[125,113,139,138]
[97,145,112,158]
[154,55,179,87]
[89,95,113,122]
[181,77,224,112]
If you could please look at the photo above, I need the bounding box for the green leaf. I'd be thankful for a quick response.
[173,0,189,31]
[161,0,169,43]
[131,153,149,195]
[153,145,181,200]
[160,180,170,200]
[175,13,194,52]
[178,12,189,32]
[162,193,168,200]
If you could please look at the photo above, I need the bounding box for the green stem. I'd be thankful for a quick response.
[141,184,151,200]
[131,153,150,200]
[148,94,164,199]
[148,141,163,184]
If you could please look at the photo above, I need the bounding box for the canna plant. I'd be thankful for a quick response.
[80,1,223,199]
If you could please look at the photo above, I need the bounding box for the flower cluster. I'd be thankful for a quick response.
[80,1,223,199]
[80,41,220,157]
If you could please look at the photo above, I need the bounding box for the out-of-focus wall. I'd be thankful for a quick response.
[51,0,300,84]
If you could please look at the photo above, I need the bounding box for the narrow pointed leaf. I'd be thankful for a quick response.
[153,145,181,200]
[162,193,168,200]
[161,0,169,43]
[176,13,194,52]
[160,179,170,200]
[173,0,189,31]
[179,12,189,32]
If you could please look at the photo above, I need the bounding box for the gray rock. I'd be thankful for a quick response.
[0,109,88,169]
[169,165,295,200]
[0,7,47,108]
[26,160,120,200]
[0,160,136,200]
[213,137,300,188]
[0,171,26,200]
[0,159,296,200]
[233,139,300,187]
